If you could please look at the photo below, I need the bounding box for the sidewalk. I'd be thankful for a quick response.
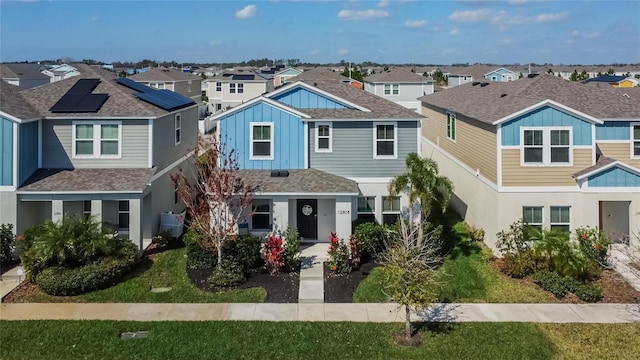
[1,302,639,323]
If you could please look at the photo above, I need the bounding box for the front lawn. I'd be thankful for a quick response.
[1,320,638,360]
[4,246,266,303]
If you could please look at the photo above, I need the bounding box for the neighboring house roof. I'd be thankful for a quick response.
[10,64,195,118]
[129,67,200,82]
[274,67,303,76]
[238,169,359,195]
[419,74,640,124]
[0,81,40,120]
[365,68,433,83]
[0,63,49,80]
[18,168,156,192]
[210,71,268,83]
[287,68,348,82]
[582,75,631,84]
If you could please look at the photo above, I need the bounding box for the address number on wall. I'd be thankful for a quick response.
[337,210,350,215]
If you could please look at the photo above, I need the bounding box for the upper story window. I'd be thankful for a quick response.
[250,122,274,160]
[522,127,571,166]
[315,122,332,152]
[216,82,222,92]
[373,122,397,159]
[237,83,244,94]
[149,82,165,89]
[230,83,236,93]
[446,113,456,141]
[384,84,399,95]
[632,125,640,158]
[174,114,181,145]
[73,122,121,158]
[522,206,542,230]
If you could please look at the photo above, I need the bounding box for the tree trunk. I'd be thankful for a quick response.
[217,245,222,266]
[405,305,412,338]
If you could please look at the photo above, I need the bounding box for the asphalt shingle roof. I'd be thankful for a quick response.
[419,74,640,123]
[19,168,155,192]
[365,67,433,83]
[237,169,358,194]
[572,155,617,178]
[0,82,40,119]
[0,63,49,80]
[129,67,201,82]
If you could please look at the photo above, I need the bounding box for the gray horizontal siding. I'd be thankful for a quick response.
[153,106,198,171]
[42,119,149,169]
[309,121,418,178]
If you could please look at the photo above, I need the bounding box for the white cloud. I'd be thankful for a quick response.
[404,20,427,28]
[235,5,257,19]
[585,32,599,39]
[500,38,513,45]
[571,29,579,36]
[377,0,389,8]
[448,8,491,22]
[338,49,349,55]
[209,40,221,46]
[449,28,460,36]
[309,49,320,55]
[534,12,568,23]
[337,9,389,20]
[90,16,100,22]
[508,0,528,5]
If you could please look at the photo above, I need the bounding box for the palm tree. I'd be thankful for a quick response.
[389,153,453,247]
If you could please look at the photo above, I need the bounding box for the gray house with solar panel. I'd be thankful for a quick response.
[0,64,198,250]
[206,70,273,113]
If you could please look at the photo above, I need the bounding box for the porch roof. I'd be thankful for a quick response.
[237,168,359,195]
[18,168,156,193]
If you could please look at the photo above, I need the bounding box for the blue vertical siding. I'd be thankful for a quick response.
[18,121,39,186]
[501,106,592,146]
[595,122,630,140]
[588,166,640,187]
[0,117,13,186]
[272,87,348,109]
[219,102,304,170]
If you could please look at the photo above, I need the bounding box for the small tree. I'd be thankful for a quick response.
[381,219,443,344]
[171,135,254,266]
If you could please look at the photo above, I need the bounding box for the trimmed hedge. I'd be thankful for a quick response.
[208,258,245,288]
[185,230,262,271]
[36,255,137,296]
[532,270,602,302]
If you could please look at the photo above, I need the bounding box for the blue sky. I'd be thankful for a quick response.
[1,0,638,65]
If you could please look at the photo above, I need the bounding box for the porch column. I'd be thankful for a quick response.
[90,200,102,223]
[51,200,63,223]
[335,196,352,241]
[272,195,289,234]
[128,198,143,250]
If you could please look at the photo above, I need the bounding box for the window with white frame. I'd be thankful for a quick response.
[384,84,391,95]
[382,196,401,225]
[229,83,236,93]
[73,122,121,158]
[118,200,130,231]
[632,125,640,158]
[216,82,222,92]
[550,206,570,233]
[174,114,181,145]
[251,199,271,230]
[384,83,399,95]
[237,83,244,94]
[522,206,543,230]
[374,122,397,159]
[357,196,376,222]
[250,123,273,160]
[315,123,332,152]
[522,128,571,165]
[149,82,165,89]
[446,113,456,141]
[83,201,91,218]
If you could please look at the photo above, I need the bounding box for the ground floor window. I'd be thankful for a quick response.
[550,206,570,233]
[382,196,401,225]
[357,196,376,222]
[251,199,271,230]
[83,201,91,218]
[522,206,543,230]
[118,201,130,231]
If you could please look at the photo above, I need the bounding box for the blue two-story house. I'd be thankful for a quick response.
[209,78,424,241]
[0,64,198,250]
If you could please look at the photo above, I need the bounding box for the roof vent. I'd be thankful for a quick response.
[500,94,507,98]
[527,73,539,78]
[270,170,289,177]
[472,81,480,86]
[480,82,489,87]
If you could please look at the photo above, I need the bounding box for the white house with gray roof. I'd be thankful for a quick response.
[364,67,434,113]
[0,64,199,250]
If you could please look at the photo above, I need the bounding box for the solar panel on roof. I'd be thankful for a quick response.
[116,78,155,93]
[50,94,84,112]
[68,79,100,94]
[232,74,255,80]
[73,94,110,113]
[136,90,195,111]
[50,79,109,113]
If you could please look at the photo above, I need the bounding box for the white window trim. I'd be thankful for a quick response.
[384,84,391,95]
[550,206,571,232]
[118,200,130,231]
[250,122,274,160]
[373,121,398,159]
[522,206,543,228]
[83,200,91,218]
[174,113,181,145]
[315,122,332,153]
[631,122,640,159]
[251,199,271,231]
[382,196,401,214]
[520,126,573,167]
[446,112,456,142]
[215,82,222,92]
[72,121,122,159]
[357,196,376,215]
[237,83,244,94]
[229,83,236,93]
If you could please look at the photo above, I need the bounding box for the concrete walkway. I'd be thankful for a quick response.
[1,302,638,323]
[609,244,640,292]
[298,243,329,303]
[0,266,25,302]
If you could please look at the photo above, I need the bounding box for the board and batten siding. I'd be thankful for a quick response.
[501,148,592,186]
[153,106,198,172]
[597,142,640,168]
[501,106,592,146]
[1,117,13,186]
[42,119,149,169]
[273,87,347,109]
[421,105,498,184]
[18,121,39,185]
[309,121,418,178]
[588,166,640,187]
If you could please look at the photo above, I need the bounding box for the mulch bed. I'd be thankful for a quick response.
[324,261,379,303]
[187,267,300,303]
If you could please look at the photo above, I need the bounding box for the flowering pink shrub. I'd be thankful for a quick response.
[263,235,285,275]
[327,232,351,274]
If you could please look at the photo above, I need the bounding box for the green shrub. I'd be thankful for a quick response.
[36,243,137,296]
[575,226,611,268]
[573,282,603,303]
[496,219,533,255]
[466,224,485,242]
[353,222,395,261]
[500,250,539,278]
[327,232,351,274]
[208,258,245,288]
[481,246,495,262]
[282,226,301,272]
[531,229,601,280]
[533,270,573,298]
[225,235,262,270]
[184,230,218,270]
[0,223,15,263]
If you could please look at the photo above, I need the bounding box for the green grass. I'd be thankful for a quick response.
[2,320,638,360]
[354,221,552,303]
[10,247,266,303]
